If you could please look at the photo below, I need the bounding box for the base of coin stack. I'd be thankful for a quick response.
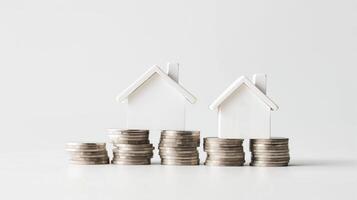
[159,130,200,166]
[250,137,290,167]
[66,142,110,165]
[108,129,154,165]
[203,137,245,166]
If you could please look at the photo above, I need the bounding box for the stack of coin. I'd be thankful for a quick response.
[203,137,245,166]
[250,137,290,167]
[65,142,110,165]
[159,130,200,165]
[107,129,154,165]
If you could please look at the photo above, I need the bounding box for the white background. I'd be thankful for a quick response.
[0,0,356,199]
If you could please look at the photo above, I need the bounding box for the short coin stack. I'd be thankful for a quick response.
[108,129,154,165]
[159,130,200,165]
[203,137,245,166]
[65,142,110,165]
[250,137,290,167]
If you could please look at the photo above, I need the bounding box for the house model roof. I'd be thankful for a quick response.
[209,76,279,111]
[116,65,197,104]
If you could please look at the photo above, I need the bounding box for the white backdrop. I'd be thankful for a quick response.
[0,0,356,199]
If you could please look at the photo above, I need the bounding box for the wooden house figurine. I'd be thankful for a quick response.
[209,74,278,139]
[116,63,197,130]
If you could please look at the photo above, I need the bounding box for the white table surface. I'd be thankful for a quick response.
[1,152,356,200]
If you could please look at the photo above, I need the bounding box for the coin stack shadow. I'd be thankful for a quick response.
[108,129,154,165]
[159,130,200,165]
[250,137,290,167]
[203,137,245,166]
[65,142,110,165]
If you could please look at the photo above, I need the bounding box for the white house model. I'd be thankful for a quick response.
[116,63,197,130]
[209,74,278,139]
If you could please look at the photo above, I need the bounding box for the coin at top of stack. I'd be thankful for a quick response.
[203,137,245,166]
[108,129,154,165]
[159,130,200,166]
[250,137,290,167]
[65,142,109,165]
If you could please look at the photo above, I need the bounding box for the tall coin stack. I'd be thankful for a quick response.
[159,130,200,165]
[203,137,245,166]
[250,137,290,167]
[107,129,154,165]
[65,142,110,165]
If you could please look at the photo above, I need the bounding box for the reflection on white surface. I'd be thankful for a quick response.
[1,152,355,200]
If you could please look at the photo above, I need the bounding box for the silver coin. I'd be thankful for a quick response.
[250,137,289,144]
[204,145,244,149]
[66,142,106,150]
[250,146,289,151]
[252,154,290,159]
[204,144,243,150]
[159,146,197,151]
[113,150,153,155]
[204,160,245,166]
[251,151,289,155]
[204,146,244,152]
[159,140,199,145]
[251,160,289,164]
[207,152,245,156]
[160,135,200,140]
[113,155,153,159]
[114,143,153,148]
[112,159,151,165]
[66,148,107,152]
[159,143,199,148]
[161,130,200,136]
[160,138,200,143]
[161,159,199,165]
[70,156,109,161]
[252,156,290,160]
[207,156,245,161]
[207,155,245,160]
[159,149,198,153]
[160,155,199,159]
[250,162,288,167]
[250,143,289,147]
[113,148,153,152]
[70,154,109,159]
[109,133,148,138]
[160,141,200,147]
[251,149,289,154]
[113,146,154,150]
[159,151,198,156]
[113,156,152,160]
[204,137,243,144]
[68,150,108,155]
[113,140,150,145]
[250,143,288,147]
[69,159,110,165]
[107,129,149,134]
[113,152,153,157]
[109,135,149,143]
[113,151,153,156]
[252,157,290,161]
[114,151,153,156]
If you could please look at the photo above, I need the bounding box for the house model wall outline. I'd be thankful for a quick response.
[210,74,278,139]
[117,63,197,131]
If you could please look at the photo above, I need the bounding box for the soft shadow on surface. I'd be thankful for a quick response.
[290,159,357,167]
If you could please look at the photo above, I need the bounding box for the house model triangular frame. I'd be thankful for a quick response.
[117,64,197,131]
[210,75,278,139]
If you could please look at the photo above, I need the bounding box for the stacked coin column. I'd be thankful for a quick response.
[66,142,110,165]
[159,130,200,165]
[250,138,290,167]
[107,129,154,165]
[203,138,245,166]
